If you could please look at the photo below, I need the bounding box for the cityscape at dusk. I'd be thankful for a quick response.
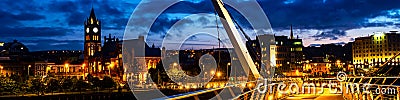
[1,0,400,100]
[1,0,399,51]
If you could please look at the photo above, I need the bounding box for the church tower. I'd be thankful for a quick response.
[84,7,101,73]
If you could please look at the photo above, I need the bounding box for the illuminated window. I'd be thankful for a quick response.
[295,47,302,51]
[91,18,93,24]
[293,42,302,45]
[262,47,267,51]
[86,36,90,40]
[91,50,94,56]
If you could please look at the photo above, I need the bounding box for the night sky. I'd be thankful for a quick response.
[1,0,399,51]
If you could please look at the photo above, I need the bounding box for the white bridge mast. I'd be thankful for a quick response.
[211,0,263,79]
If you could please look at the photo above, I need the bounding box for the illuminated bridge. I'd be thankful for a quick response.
[151,77,399,100]
[128,0,400,100]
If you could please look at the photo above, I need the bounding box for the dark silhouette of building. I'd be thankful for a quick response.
[0,40,33,77]
[98,34,123,79]
[0,40,29,56]
[302,43,353,76]
[303,43,352,63]
[30,50,83,64]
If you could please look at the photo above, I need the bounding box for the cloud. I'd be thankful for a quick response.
[0,10,46,26]
[19,39,84,51]
[350,38,355,41]
[311,29,346,41]
[0,27,71,38]
[1,0,400,51]
[257,0,400,30]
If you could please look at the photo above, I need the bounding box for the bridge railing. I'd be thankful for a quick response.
[341,77,400,100]
[232,78,303,100]
[161,78,302,100]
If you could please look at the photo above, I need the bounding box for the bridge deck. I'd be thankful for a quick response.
[286,88,344,100]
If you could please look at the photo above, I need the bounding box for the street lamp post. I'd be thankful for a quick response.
[108,65,111,75]
[226,63,230,80]
[46,66,50,76]
[28,65,31,77]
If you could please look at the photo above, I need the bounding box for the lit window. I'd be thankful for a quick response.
[295,47,302,51]
[86,36,90,40]
[293,42,302,45]
[91,18,93,24]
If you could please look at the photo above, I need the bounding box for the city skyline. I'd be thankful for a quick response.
[1,1,400,99]
[0,0,400,51]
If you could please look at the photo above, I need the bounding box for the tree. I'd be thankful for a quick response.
[101,76,116,89]
[166,68,185,82]
[1,78,19,95]
[30,78,44,95]
[73,79,89,93]
[87,74,94,82]
[10,74,22,82]
[91,77,101,90]
[61,78,73,91]
[47,79,60,94]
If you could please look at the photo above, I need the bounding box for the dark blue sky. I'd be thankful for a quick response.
[1,0,399,51]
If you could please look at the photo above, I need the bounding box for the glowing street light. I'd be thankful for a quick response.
[211,70,215,75]
[216,72,222,77]
[295,70,300,76]
[28,65,31,76]
[226,63,231,80]
[82,64,86,69]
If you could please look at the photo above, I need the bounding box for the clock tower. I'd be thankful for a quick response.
[84,7,101,73]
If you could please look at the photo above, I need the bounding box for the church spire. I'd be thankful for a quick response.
[90,7,96,19]
[290,24,294,39]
